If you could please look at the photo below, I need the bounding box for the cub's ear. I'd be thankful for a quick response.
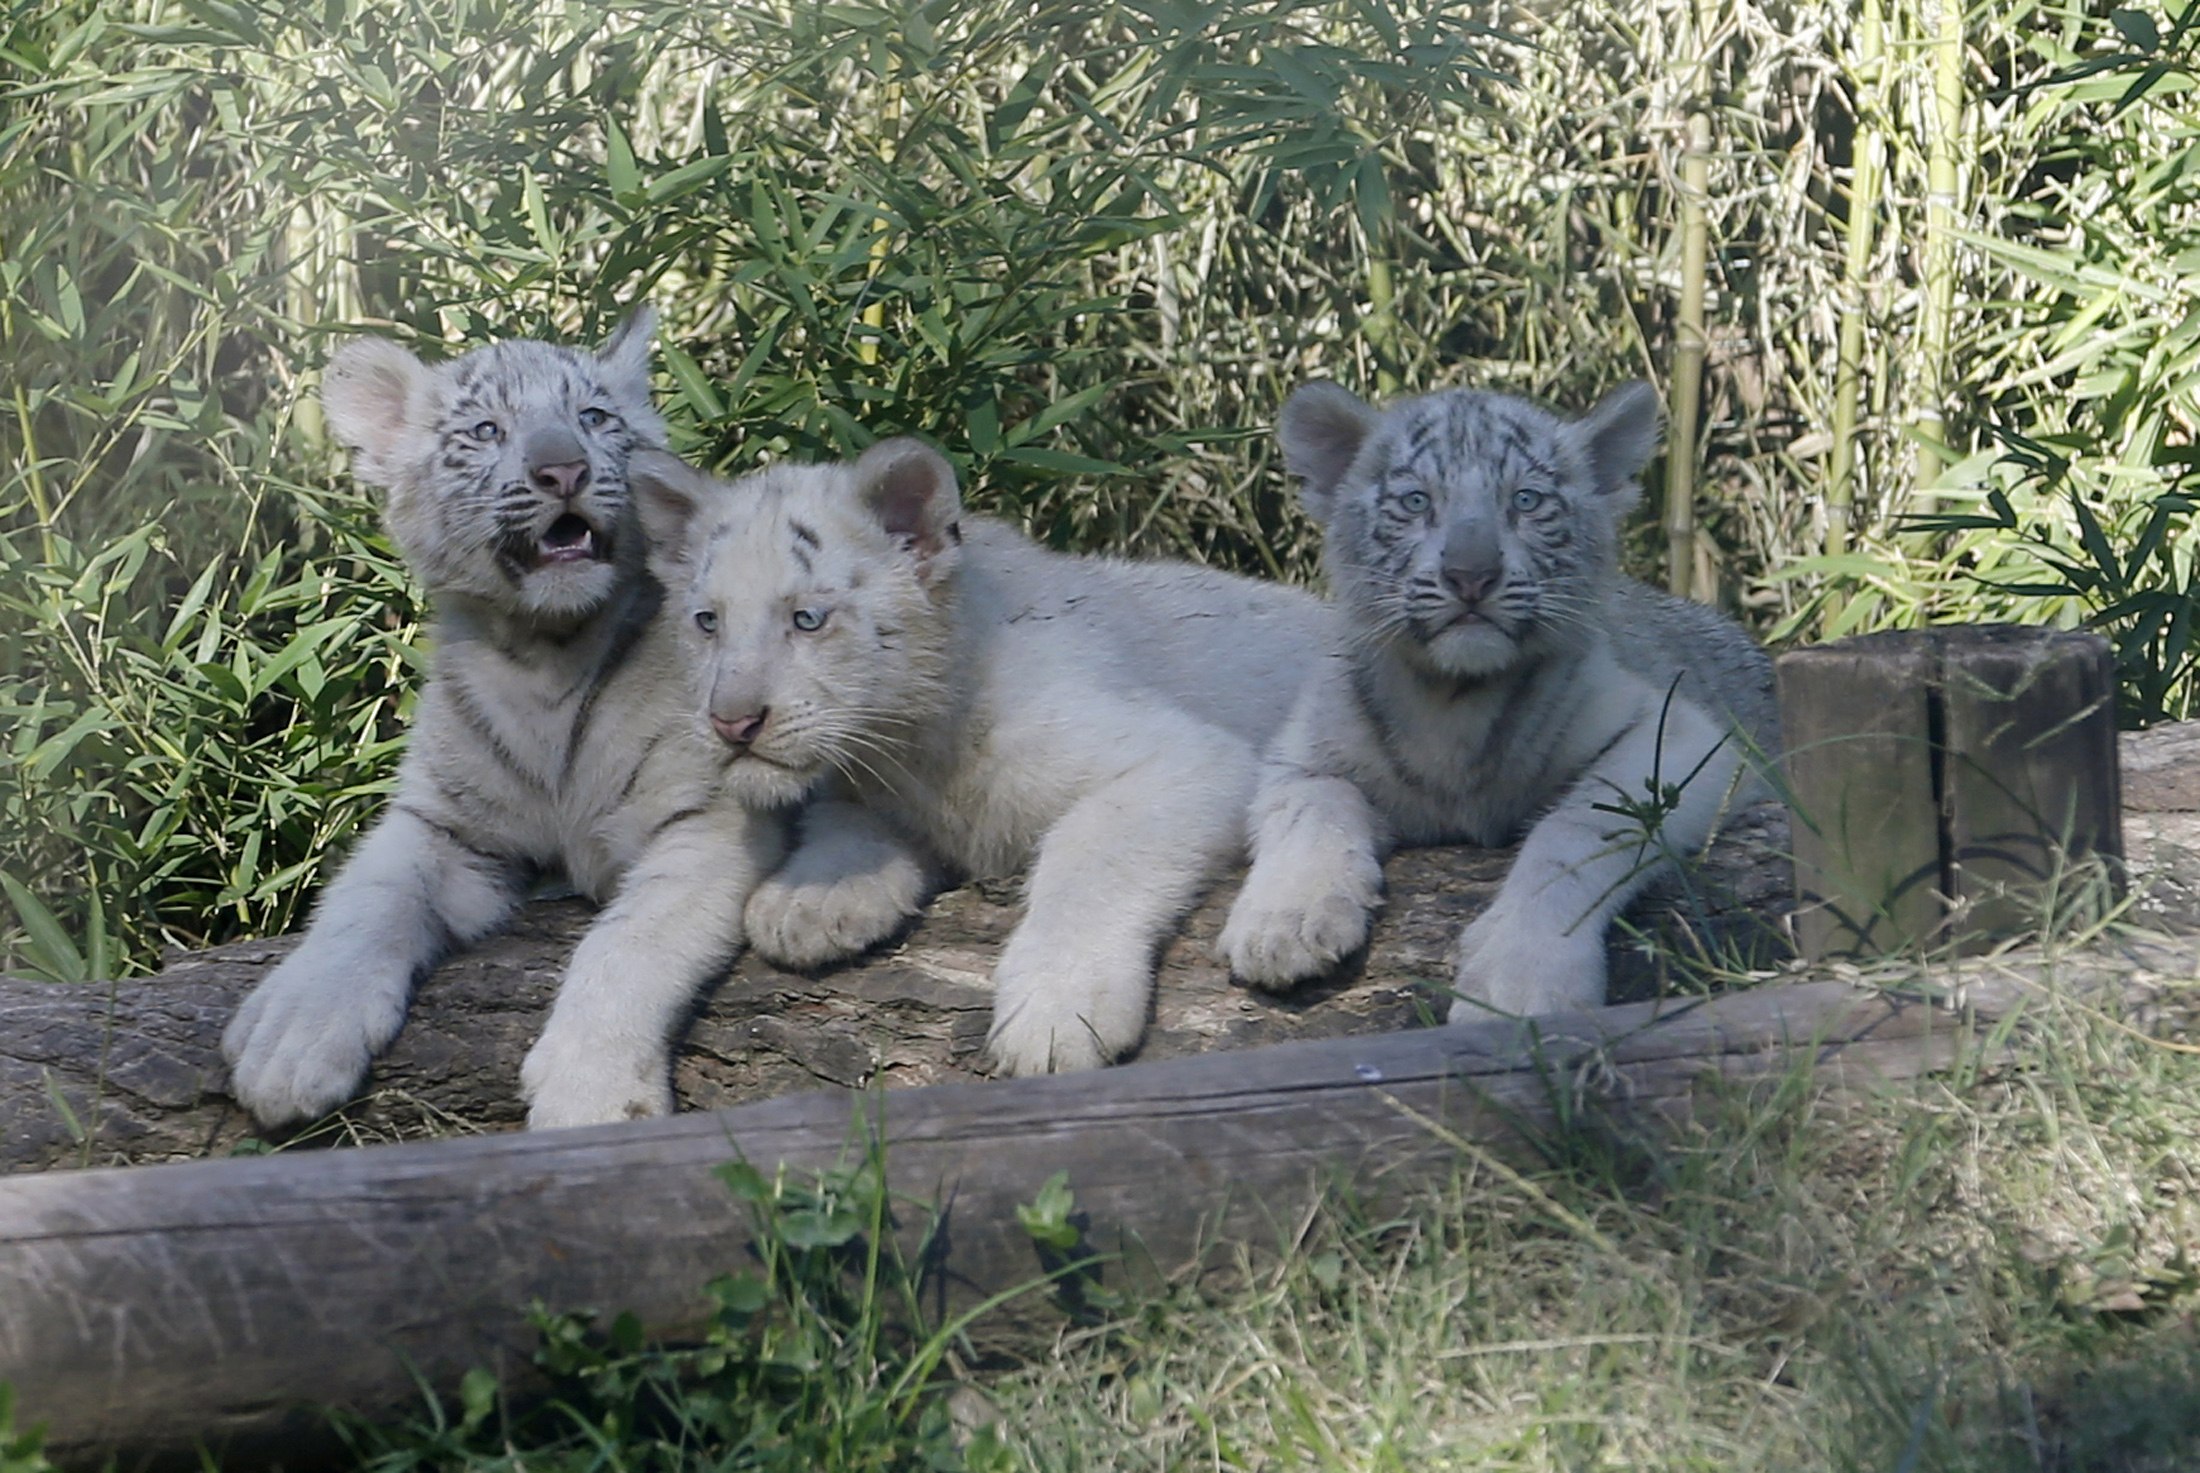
[1277,381,1380,524]
[321,337,427,489]
[1576,379,1662,504]
[596,305,658,390]
[853,437,963,583]
[630,449,715,576]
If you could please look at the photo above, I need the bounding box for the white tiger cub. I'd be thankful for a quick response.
[1219,380,1778,1018]
[223,313,783,1131]
[633,439,1335,1074]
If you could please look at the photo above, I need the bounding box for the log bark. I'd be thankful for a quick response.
[1777,626,2124,957]
[2,722,2195,1176]
[2,804,1795,1173]
[17,952,2190,1473]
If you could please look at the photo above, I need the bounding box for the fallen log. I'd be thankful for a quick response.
[2,804,1798,1173]
[21,942,2197,1473]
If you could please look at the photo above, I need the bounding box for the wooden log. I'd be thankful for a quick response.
[1940,627,2123,932]
[1777,626,2123,958]
[7,951,2147,1473]
[0,803,1798,1175]
[1775,632,1942,955]
[2123,718,2200,812]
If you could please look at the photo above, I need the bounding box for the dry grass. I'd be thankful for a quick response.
[986,945,2200,1471]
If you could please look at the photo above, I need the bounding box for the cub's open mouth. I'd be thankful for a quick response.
[536,513,604,566]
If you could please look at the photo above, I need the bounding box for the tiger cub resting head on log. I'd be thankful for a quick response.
[632,440,1335,1075]
[225,313,785,1132]
[1218,379,1778,1018]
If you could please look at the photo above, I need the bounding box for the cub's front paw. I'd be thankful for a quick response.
[1447,907,1609,1022]
[744,858,923,971]
[1218,855,1382,991]
[520,1025,675,1130]
[222,952,410,1127]
[985,948,1150,1078]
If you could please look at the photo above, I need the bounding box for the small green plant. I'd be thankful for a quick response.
[0,1387,55,1473]
[352,1143,1030,1471]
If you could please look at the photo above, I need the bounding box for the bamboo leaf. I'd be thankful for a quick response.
[1,870,86,984]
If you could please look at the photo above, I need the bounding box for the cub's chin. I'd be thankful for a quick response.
[719,751,822,811]
[519,561,622,623]
[1415,619,1521,681]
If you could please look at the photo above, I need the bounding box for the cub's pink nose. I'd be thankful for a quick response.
[1442,564,1500,605]
[711,710,768,747]
[532,460,590,500]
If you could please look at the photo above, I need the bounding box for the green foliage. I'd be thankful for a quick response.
[6,0,2200,978]
[1908,438,2198,727]
[352,1147,1024,1472]
[1780,0,2200,720]
[0,0,1504,973]
[0,1386,55,1473]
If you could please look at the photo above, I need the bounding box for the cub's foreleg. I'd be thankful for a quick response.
[744,798,937,970]
[1450,692,1746,1020]
[521,804,784,1129]
[987,715,1257,1076]
[1221,772,1389,989]
[223,802,524,1127]
[1220,681,1390,988]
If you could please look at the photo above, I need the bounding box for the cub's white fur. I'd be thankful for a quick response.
[1220,380,1778,1018]
[643,441,1334,1074]
[223,315,782,1130]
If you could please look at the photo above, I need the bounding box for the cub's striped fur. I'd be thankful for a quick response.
[641,440,1336,1075]
[1219,380,1776,1017]
[223,314,781,1130]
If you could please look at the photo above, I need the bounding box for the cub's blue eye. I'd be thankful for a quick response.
[694,610,719,635]
[791,606,828,633]
[578,407,611,430]
[469,420,503,443]
[1397,488,1432,515]
[1511,487,1546,513]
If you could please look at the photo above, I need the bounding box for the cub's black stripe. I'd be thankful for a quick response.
[612,729,671,807]
[789,519,821,549]
[1571,717,1637,778]
[1346,663,1421,793]
[644,804,710,845]
[559,572,664,785]
[390,801,507,865]
[443,674,551,795]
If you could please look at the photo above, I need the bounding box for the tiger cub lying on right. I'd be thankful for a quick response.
[1219,379,1778,1019]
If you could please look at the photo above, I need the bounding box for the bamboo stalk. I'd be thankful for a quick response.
[1828,0,1885,556]
[1366,249,1402,397]
[860,71,903,369]
[1667,0,1715,602]
[1914,0,1968,498]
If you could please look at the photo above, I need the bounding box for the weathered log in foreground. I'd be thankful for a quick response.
[18,941,2200,1473]
[1,805,1799,1173]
